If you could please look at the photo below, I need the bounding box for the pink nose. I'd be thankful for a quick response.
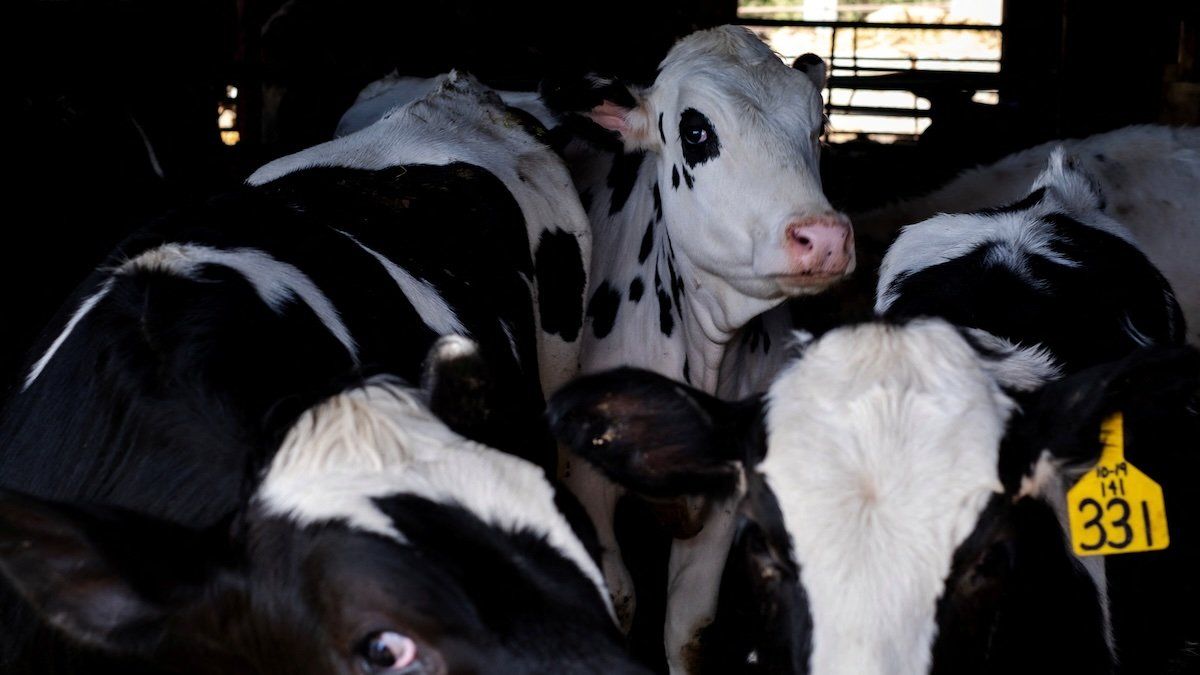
[786,214,854,277]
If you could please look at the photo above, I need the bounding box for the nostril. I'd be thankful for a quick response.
[795,235,811,247]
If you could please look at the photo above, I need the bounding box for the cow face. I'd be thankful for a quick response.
[545,26,854,305]
[550,319,1200,674]
[0,363,649,674]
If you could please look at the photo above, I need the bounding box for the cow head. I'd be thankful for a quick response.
[544,26,854,313]
[877,149,1186,372]
[0,342,649,675]
[550,319,1200,673]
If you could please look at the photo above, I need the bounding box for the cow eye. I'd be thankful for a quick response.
[359,631,420,673]
[683,127,708,145]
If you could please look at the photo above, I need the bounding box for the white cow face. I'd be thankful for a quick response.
[548,26,855,303]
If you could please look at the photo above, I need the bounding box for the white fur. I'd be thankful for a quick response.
[334,72,557,138]
[256,377,613,618]
[336,231,468,337]
[961,328,1062,392]
[23,279,115,390]
[857,125,1200,344]
[24,242,360,390]
[250,71,592,397]
[761,320,1011,675]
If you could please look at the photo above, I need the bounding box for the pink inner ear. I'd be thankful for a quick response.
[589,100,629,133]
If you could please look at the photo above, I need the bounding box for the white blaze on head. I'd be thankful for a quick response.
[761,319,1011,675]
[256,377,614,619]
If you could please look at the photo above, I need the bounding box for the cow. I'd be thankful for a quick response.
[877,148,1186,373]
[860,124,1200,345]
[550,317,1200,674]
[0,72,637,672]
[540,25,854,672]
[0,358,648,674]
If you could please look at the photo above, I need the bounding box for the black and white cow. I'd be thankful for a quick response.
[0,73,642,673]
[541,26,854,671]
[861,124,1200,345]
[551,318,1200,674]
[877,148,1186,373]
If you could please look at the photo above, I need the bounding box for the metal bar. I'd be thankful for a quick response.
[826,105,932,117]
[735,18,1003,31]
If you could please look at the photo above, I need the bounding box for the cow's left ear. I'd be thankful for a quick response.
[1032,147,1106,214]
[421,335,497,435]
[1004,345,1200,496]
[540,74,657,152]
[548,368,762,500]
[792,53,828,89]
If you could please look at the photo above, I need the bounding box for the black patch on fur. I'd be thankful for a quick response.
[682,166,694,190]
[655,269,674,337]
[883,209,1185,373]
[671,165,680,190]
[682,357,691,384]
[535,228,586,342]
[607,151,646,216]
[579,188,593,213]
[658,112,666,145]
[679,108,721,169]
[628,277,645,303]
[652,182,663,222]
[638,219,655,264]
[586,281,621,339]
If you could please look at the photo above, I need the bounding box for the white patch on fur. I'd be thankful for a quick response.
[119,243,358,360]
[962,328,1062,391]
[257,377,613,618]
[336,231,468,337]
[23,278,115,390]
[876,197,1084,314]
[761,319,1011,675]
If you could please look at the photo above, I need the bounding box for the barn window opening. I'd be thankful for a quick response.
[737,0,1004,144]
[218,84,240,146]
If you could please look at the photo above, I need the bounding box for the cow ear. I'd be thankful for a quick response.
[421,335,497,434]
[959,328,1062,393]
[0,491,221,655]
[792,53,828,89]
[539,74,657,152]
[1004,345,1200,497]
[1032,147,1106,214]
[548,368,762,499]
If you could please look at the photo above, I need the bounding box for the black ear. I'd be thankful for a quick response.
[421,335,495,431]
[792,52,828,89]
[539,72,656,151]
[0,490,223,655]
[548,368,762,499]
[1002,345,1200,490]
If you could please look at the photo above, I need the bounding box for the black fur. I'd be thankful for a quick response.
[671,165,680,190]
[535,227,587,342]
[607,151,646,216]
[655,268,674,337]
[586,281,621,339]
[679,108,721,169]
[628,277,645,303]
[638,219,655,264]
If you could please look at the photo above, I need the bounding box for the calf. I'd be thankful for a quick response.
[877,149,1185,373]
[551,318,1200,674]
[0,73,628,672]
[0,362,647,674]
[543,25,854,669]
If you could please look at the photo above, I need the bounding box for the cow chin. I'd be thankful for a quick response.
[774,269,852,296]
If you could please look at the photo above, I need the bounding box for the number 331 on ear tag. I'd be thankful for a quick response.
[1067,412,1169,556]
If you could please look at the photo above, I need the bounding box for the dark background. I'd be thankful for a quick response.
[5,0,1198,392]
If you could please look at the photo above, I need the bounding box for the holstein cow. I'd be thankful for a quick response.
[862,124,1200,345]
[878,149,1186,373]
[541,25,854,671]
[0,73,640,672]
[551,318,1200,674]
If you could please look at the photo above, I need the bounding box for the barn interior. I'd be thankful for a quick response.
[7,0,1198,390]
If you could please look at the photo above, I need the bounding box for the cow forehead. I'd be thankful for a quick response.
[761,320,1009,673]
[255,378,612,616]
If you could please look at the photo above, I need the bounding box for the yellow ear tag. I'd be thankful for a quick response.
[1066,412,1169,557]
